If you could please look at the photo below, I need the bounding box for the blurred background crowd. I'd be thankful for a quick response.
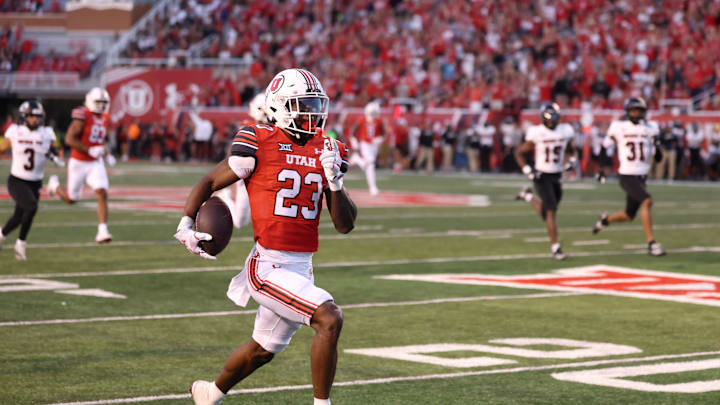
[3,0,720,181]
[5,0,720,109]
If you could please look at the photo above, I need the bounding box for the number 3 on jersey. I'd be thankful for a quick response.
[274,169,323,220]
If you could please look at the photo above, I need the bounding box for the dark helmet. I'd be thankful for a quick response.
[540,102,560,129]
[623,97,647,124]
[18,100,45,129]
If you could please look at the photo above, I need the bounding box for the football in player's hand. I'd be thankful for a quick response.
[196,196,233,256]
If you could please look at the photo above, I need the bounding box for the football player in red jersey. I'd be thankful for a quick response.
[47,87,115,243]
[174,68,356,405]
[348,101,385,195]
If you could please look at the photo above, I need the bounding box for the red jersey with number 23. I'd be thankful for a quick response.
[231,123,349,252]
[70,106,110,161]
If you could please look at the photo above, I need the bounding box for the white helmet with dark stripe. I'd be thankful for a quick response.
[85,87,110,114]
[264,68,329,143]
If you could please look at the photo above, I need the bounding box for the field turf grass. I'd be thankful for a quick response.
[1,161,719,405]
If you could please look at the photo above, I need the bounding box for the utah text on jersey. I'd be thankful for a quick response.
[230,123,348,253]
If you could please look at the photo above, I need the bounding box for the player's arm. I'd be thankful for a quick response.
[182,159,241,219]
[321,138,356,234]
[563,138,577,170]
[515,139,536,179]
[324,188,356,234]
[515,140,534,168]
[174,157,249,260]
[63,119,88,152]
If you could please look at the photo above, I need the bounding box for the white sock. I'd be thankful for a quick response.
[0,228,4,238]
[365,163,377,192]
[313,398,331,405]
[551,242,561,253]
[523,193,533,202]
[211,382,226,400]
[98,223,108,233]
[16,239,26,248]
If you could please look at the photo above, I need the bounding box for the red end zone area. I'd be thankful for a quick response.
[0,186,490,211]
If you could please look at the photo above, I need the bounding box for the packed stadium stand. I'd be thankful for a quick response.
[2,0,720,181]
[114,0,720,110]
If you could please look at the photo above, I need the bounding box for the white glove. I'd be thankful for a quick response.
[522,164,536,180]
[564,156,577,172]
[349,137,359,150]
[173,216,216,260]
[320,138,343,191]
[105,154,117,167]
[50,154,65,168]
[88,145,106,158]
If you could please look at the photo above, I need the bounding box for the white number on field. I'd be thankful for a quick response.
[0,278,126,299]
[344,338,642,368]
[552,358,720,393]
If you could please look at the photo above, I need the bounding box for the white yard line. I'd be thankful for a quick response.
[20,223,720,249]
[3,246,719,280]
[0,292,582,327]
[43,350,720,405]
[572,240,610,246]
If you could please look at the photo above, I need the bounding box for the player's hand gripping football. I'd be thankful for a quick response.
[173,216,216,260]
[320,138,344,191]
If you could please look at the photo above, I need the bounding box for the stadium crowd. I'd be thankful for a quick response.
[0,0,63,13]
[88,113,720,182]
[118,0,720,110]
[0,24,93,75]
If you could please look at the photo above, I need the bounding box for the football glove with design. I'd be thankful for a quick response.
[173,216,216,260]
[320,138,343,191]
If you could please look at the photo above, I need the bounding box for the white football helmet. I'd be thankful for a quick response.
[85,87,110,114]
[248,93,267,123]
[364,101,380,122]
[264,68,328,142]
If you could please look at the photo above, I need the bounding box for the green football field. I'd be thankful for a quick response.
[1,161,720,405]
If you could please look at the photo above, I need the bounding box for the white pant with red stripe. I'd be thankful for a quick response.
[67,157,109,201]
[226,243,333,353]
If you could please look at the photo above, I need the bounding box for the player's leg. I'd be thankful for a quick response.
[542,177,566,259]
[213,339,275,393]
[668,149,677,181]
[247,254,340,402]
[1,176,25,243]
[88,161,112,243]
[361,141,379,195]
[543,209,558,243]
[593,176,634,233]
[51,159,84,204]
[638,196,665,255]
[14,179,41,260]
[426,146,435,175]
[639,197,655,242]
[3,176,40,260]
[309,301,343,401]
